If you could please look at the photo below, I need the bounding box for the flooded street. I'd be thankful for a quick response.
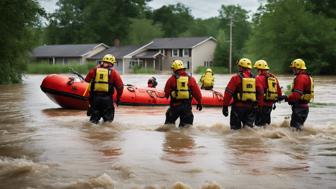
[0,74,336,189]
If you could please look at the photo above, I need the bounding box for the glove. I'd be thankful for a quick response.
[116,99,120,107]
[277,95,288,102]
[222,106,228,117]
[196,103,202,111]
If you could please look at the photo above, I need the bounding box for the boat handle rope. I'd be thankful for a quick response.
[146,90,166,99]
[213,91,224,101]
[127,86,136,93]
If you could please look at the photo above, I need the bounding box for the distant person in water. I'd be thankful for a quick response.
[147,77,158,88]
[200,68,214,90]
[84,54,123,124]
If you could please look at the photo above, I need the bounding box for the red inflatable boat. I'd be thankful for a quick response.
[40,74,224,110]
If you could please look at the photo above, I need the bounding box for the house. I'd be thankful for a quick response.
[131,36,217,74]
[87,45,143,73]
[31,37,217,74]
[87,37,217,74]
[31,43,108,64]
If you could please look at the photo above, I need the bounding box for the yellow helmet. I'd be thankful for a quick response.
[290,58,306,70]
[102,54,116,64]
[171,60,185,71]
[206,68,212,73]
[238,58,252,69]
[254,60,270,70]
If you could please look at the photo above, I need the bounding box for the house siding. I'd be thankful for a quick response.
[191,40,217,73]
[162,49,192,72]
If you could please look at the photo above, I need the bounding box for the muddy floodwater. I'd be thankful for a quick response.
[0,74,336,189]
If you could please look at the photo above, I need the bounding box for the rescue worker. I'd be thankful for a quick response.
[282,59,314,130]
[254,60,282,126]
[222,58,256,130]
[164,60,203,127]
[200,68,214,90]
[147,76,158,88]
[84,54,124,124]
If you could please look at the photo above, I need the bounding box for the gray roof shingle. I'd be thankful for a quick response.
[32,44,107,58]
[147,37,214,49]
[88,45,142,59]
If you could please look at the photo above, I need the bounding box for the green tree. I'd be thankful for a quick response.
[0,0,43,83]
[152,3,194,37]
[246,0,336,74]
[45,0,86,44]
[179,17,220,37]
[308,0,336,18]
[82,0,149,45]
[218,5,251,66]
[213,29,228,67]
[127,18,163,45]
[45,0,149,45]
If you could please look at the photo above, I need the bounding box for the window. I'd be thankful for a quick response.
[172,49,179,57]
[183,49,190,57]
[129,59,143,68]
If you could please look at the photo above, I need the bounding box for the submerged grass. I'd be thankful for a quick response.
[26,62,96,74]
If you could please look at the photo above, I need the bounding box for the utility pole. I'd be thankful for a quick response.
[229,16,233,74]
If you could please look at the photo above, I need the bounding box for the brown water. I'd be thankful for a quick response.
[0,74,336,189]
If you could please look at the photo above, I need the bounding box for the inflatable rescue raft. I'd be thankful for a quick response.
[40,74,224,110]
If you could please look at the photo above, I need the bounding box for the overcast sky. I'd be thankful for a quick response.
[38,0,261,19]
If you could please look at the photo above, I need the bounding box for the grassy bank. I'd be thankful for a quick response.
[195,66,229,74]
[26,62,96,74]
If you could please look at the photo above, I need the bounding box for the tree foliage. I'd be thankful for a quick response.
[0,0,43,83]
[246,0,336,74]
[45,0,149,45]
[218,5,251,66]
[152,3,193,37]
[127,18,163,45]
[213,29,229,68]
[180,18,220,37]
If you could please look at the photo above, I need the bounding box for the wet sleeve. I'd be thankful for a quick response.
[84,69,95,83]
[288,75,305,102]
[164,77,173,98]
[223,76,238,106]
[256,76,265,106]
[112,70,124,99]
[190,77,202,104]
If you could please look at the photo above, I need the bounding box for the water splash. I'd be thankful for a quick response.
[52,173,115,189]
[171,182,192,189]
[201,181,222,189]
[111,164,136,179]
[0,157,48,177]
